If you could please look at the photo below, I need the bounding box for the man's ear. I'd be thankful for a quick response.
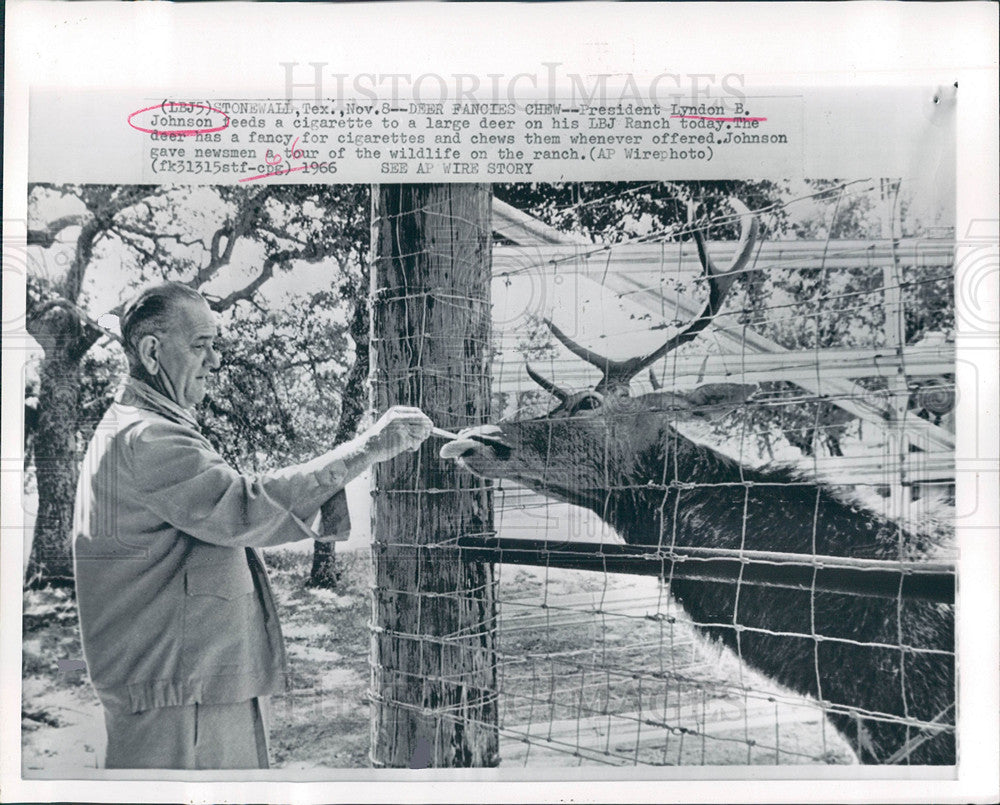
[137,334,160,374]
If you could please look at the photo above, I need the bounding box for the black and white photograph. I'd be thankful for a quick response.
[19,177,957,771]
[3,2,997,803]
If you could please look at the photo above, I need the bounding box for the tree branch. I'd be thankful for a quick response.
[60,186,165,301]
[27,296,122,345]
[26,215,87,248]
[198,224,239,283]
[193,186,296,289]
[115,221,205,250]
[209,227,228,265]
[62,218,105,302]
[208,255,283,312]
[208,237,330,312]
[106,186,166,216]
[258,222,310,246]
[109,226,159,263]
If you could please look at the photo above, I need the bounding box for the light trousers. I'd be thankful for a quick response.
[103,696,270,769]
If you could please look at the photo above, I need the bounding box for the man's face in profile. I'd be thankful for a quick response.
[156,299,221,408]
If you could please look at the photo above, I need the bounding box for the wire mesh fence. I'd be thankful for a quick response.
[492,567,858,766]
[369,180,956,767]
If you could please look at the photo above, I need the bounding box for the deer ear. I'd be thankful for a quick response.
[642,384,756,421]
[684,383,757,420]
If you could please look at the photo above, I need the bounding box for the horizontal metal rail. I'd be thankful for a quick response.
[456,537,955,604]
[491,198,956,455]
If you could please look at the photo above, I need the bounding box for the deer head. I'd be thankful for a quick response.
[440,200,956,764]
[441,198,760,508]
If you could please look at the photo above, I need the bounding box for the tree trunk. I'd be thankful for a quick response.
[308,525,341,587]
[370,184,498,767]
[310,291,371,588]
[24,317,85,589]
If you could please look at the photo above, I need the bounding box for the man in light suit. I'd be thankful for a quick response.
[74,281,431,769]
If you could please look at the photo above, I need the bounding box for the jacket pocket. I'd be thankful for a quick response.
[185,561,255,600]
[181,560,259,678]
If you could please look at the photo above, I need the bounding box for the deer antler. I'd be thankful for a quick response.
[539,198,759,394]
[525,362,570,402]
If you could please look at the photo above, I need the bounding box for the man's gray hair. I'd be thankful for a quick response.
[120,282,208,374]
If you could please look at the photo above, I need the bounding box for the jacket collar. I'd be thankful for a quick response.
[117,377,200,429]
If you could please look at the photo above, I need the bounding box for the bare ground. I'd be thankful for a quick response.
[21,548,854,774]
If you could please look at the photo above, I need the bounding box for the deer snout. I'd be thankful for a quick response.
[439,424,512,462]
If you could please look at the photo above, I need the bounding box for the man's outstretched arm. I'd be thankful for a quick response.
[128,406,433,548]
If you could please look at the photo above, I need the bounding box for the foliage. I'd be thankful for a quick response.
[199,297,352,471]
[493,180,954,462]
[736,180,954,459]
[24,183,370,588]
[494,180,794,243]
[76,348,127,445]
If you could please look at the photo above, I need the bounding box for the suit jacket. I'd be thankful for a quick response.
[73,378,355,713]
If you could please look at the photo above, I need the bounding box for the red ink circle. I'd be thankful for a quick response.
[127,103,231,137]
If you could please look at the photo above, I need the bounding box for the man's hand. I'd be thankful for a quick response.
[363,406,434,463]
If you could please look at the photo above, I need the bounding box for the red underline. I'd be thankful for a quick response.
[239,164,311,183]
[671,115,768,122]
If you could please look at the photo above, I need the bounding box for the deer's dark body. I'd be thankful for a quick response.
[444,200,955,764]
[486,413,954,765]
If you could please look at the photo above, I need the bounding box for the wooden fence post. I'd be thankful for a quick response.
[369,184,499,767]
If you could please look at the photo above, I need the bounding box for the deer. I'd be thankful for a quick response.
[441,200,955,765]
